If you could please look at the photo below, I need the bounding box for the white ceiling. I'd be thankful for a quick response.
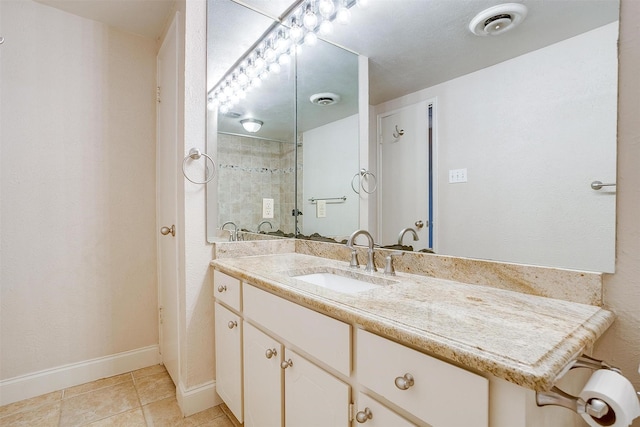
[33,0,175,39]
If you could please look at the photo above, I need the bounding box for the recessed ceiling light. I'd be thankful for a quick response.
[310,92,341,106]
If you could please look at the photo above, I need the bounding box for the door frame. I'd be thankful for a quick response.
[376,98,438,252]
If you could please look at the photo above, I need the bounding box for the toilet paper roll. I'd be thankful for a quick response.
[579,369,640,427]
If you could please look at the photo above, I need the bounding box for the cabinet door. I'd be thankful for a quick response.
[283,349,350,427]
[243,322,283,427]
[214,302,243,423]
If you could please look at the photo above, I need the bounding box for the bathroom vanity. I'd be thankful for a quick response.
[211,248,614,427]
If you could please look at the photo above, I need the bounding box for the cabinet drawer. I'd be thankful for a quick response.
[243,283,351,376]
[357,329,488,427]
[214,270,241,311]
[356,392,415,427]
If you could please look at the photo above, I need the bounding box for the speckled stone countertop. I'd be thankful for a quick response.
[211,252,614,392]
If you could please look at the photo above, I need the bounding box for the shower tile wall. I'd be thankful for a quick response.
[218,133,297,234]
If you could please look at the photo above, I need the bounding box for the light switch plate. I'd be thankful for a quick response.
[316,200,327,218]
[449,168,468,183]
[262,198,274,219]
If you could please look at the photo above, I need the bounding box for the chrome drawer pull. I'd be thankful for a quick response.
[356,407,373,423]
[227,320,237,329]
[394,373,415,390]
[281,359,293,369]
[217,285,227,292]
[265,348,278,359]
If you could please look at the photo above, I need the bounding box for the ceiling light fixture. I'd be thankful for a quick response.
[469,3,528,36]
[240,118,263,133]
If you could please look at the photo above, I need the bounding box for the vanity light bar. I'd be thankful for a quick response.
[207,0,358,113]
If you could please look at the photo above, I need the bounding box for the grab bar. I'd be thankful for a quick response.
[309,196,346,203]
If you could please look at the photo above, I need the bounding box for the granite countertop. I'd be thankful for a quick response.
[210,252,614,391]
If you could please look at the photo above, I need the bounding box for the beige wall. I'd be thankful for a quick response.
[0,0,158,380]
[595,2,640,425]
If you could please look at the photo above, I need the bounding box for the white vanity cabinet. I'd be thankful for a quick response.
[214,301,243,423]
[354,392,416,427]
[357,329,489,427]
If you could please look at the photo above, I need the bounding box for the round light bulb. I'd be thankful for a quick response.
[336,6,351,24]
[290,18,303,42]
[319,19,333,35]
[319,0,335,18]
[356,0,369,8]
[304,31,318,46]
[251,77,262,88]
[269,62,281,74]
[278,52,291,65]
[219,104,229,114]
[303,8,318,30]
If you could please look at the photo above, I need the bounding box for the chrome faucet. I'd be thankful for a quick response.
[384,251,404,276]
[397,227,419,246]
[221,221,238,241]
[346,229,376,272]
[257,220,273,233]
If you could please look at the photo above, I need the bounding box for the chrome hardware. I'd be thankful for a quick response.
[227,320,237,329]
[182,147,216,184]
[349,249,359,269]
[257,220,273,233]
[309,196,347,203]
[221,221,238,241]
[355,407,373,423]
[351,169,378,195]
[536,387,610,420]
[414,220,426,229]
[281,359,293,369]
[591,180,616,190]
[217,285,227,293]
[571,354,622,374]
[265,348,277,359]
[394,373,414,390]
[397,227,419,246]
[384,251,403,276]
[160,225,175,236]
[346,230,376,272]
[393,124,405,139]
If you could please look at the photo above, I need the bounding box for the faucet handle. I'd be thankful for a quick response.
[384,251,404,276]
[349,248,360,269]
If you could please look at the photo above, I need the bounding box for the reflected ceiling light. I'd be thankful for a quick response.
[310,92,341,106]
[240,118,263,133]
[469,3,528,36]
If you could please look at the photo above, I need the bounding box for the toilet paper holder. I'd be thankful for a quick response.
[536,355,622,420]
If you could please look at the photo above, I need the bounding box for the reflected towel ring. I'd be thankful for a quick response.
[351,169,378,195]
[393,125,405,139]
[182,148,216,184]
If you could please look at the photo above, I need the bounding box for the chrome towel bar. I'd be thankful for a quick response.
[591,180,616,190]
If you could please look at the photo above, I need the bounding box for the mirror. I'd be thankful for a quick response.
[207,0,619,273]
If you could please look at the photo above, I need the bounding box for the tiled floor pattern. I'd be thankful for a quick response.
[0,365,239,427]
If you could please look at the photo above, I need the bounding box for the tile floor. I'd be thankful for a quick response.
[0,365,240,427]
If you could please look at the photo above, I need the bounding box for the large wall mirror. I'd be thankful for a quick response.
[207,0,619,273]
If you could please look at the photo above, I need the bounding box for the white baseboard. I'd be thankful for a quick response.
[176,380,222,417]
[0,345,160,406]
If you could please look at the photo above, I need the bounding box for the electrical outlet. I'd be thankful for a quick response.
[449,168,468,183]
[262,198,274,219]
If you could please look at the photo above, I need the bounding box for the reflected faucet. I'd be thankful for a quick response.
[397,227,419,246]
[221,221,238,242]
[346,229,376,272]
[257,220,273,233]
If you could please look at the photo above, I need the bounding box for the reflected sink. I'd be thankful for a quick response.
[290,268,398,294]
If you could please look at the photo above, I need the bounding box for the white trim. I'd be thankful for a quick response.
[0,345,160,406]
[176,380,222,417]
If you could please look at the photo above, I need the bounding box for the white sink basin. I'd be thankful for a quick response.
[291,269,397,294]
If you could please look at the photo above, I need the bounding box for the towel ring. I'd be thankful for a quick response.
[182,148,216,184]
[351,169,378,195]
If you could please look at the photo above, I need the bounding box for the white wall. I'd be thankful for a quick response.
[375,23,618,273]
[0,0,158,396]
[596,1,640,421]
[302,114,359,238]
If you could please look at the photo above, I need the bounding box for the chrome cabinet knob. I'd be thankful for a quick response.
[227,320,237,329]
[394,373,415,390]
[160,225,175,236]
[355,407,373,423]
[281,359,293,369]
[217,285,227,292]
[414,220,426,229]
[265,348,277,359]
